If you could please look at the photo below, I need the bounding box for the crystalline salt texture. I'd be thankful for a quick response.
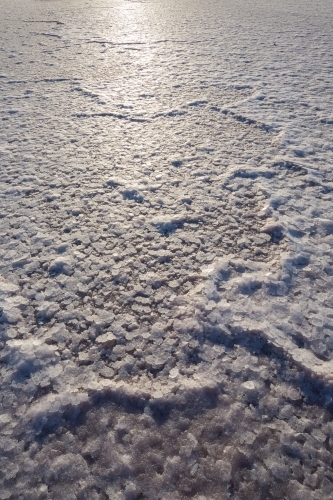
[1,0,333,497]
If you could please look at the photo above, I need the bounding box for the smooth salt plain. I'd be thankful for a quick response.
[0,0,333,498]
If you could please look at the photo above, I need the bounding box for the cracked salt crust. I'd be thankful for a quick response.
[1,0,333,498]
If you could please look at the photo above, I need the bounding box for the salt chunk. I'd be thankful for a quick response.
[0,306,22,324]
[260,221,284,234]
[312,429,326,443]
[48,256,74,276]
[0,415,11,427]
[99,367,115,379]
[241,380,262,402]
[49,453,88,481]
[169,367,179,379]
[95,333,117,348]
[215,460,232,482]
[235,275,262,294]
[187,432,198,450]
[78,352,92,365]
[317,218,333,234]
[0,279,19,295]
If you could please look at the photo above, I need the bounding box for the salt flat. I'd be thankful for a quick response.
[0,0,333,498]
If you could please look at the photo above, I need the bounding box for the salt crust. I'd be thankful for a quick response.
[1,0,333,497]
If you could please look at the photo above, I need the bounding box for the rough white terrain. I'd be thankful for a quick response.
[1,0,333,498]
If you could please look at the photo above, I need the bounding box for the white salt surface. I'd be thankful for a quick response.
[0,0,333,498]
